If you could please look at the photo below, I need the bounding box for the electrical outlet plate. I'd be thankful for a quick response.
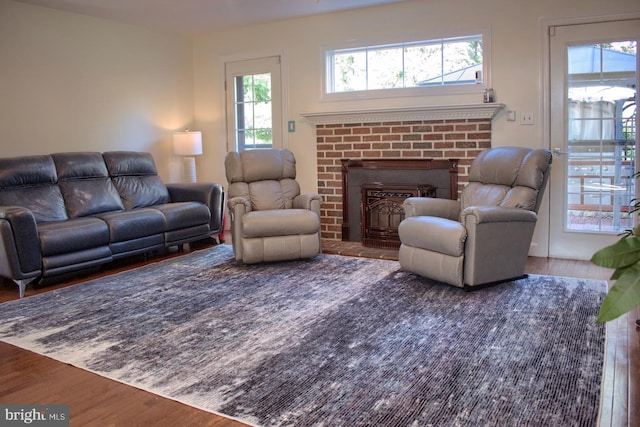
[520,112,534,125]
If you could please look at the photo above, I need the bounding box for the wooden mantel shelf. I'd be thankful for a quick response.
[300,103,505,125]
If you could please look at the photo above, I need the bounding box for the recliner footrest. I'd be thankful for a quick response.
[242,209,320,238]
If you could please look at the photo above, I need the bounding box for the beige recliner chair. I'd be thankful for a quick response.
[398,146,552,288]
[225,148,322,264]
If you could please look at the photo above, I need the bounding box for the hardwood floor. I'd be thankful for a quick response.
[0,240,637,426]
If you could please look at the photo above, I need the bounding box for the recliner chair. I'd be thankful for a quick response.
[225,148,322,263]
[398,146,552,288]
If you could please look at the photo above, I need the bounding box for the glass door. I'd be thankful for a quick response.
[549,19,638,259]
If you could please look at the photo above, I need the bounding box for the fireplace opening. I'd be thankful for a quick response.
[361,183,436,248]
[341,158,458,246]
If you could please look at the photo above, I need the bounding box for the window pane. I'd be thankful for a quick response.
[405,44,441,86]
[333,51,367,92]
[254,101,272,129]
[442,40,482,83]
[368,47,403,89]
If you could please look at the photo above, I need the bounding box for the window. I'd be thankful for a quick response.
[225,56,283,152]
[234,73,274,151]
[324,33,487,99]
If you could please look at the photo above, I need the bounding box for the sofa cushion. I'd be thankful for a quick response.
[60,179,124,217]
[0,186,67,223]
[52,152,125,218]
[0,155,67,223]
[103,151,170,209]
[103,151,158,176]
[38,217,110,256]
[96,208,165,242]
[0,155,57,187]
[112,175,170,209]
[152,202,211,231]
[53,152,109,180]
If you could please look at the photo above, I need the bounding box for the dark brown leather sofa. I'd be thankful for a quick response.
[0,151,224,297]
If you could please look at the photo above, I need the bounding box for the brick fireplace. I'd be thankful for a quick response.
[301,104,504,241]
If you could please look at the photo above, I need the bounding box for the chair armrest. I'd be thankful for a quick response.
[462,206,537,224]
[461,206,539,286]
[403,197,460,220]
[293,194,322,216]
[166,183,225,234]
[227,196,252,216]
[227,196,252,261]
[0,206,42,280]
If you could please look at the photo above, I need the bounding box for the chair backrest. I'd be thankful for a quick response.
[225,149,301,211]
[461,146,552,213]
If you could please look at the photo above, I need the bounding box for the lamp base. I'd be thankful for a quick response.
[182,157,197,183]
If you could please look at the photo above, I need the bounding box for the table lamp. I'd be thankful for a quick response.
[173,130,203,183]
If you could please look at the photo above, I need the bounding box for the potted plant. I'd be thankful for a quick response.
[591,171,640,323]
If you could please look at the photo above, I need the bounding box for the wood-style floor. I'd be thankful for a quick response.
[0,240,637,426]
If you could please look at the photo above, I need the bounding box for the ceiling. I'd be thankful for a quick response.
[13,0,410,34]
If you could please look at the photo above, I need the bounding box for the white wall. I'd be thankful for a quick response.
[0,0,195,180]
[193,0,639,256]
[1,0,638,255]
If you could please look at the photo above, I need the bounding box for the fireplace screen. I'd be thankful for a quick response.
[361,183,436,249]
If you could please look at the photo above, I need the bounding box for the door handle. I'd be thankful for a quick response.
[553,147,568,156]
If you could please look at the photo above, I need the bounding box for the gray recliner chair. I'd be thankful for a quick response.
[225,148,322,264]
[398,146,552,288]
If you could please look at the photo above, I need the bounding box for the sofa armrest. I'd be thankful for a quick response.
[166,183,225,234]
[403,197,460,220]
[293,194,322,216]
[0,206,42,281]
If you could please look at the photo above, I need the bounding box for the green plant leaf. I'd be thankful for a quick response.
[610,268,624,280]
[591,236,640,269]
[597,262,640,323]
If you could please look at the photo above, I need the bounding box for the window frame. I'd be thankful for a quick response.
[321,29,491,102]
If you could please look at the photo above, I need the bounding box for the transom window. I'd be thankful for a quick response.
[324,33,487,99]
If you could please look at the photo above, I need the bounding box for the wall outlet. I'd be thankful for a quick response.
[520,112,534,125]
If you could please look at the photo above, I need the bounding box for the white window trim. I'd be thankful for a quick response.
[219,49,290,151]
[321,28,491,102]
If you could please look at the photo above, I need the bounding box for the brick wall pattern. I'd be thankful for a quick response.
[315,118,492,241]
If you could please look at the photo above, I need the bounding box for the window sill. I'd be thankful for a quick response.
[300,103,505,125]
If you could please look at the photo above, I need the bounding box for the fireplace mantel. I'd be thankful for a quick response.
[300,103,505,125]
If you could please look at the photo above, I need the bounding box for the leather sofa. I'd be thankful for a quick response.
[0,151,224,297]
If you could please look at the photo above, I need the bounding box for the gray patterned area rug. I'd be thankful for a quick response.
[0,245,606,427]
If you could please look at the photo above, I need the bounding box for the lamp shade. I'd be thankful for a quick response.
[173,131,203,156]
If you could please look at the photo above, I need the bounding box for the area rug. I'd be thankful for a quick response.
[0,245,607,427]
